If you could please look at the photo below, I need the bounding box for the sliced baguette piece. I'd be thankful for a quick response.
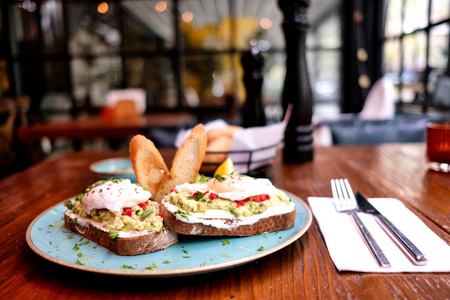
[64,212,178,256]
[160,204,296,236]
[154,124,207,202]
[130,134,169,197]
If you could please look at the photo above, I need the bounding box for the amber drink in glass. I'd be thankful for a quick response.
[426,122,450,172]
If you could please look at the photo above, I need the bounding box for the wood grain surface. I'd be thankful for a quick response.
[0,143,449,299]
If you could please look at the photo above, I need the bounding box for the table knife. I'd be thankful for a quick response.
[355,192,428,266]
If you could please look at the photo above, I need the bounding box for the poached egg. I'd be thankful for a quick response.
[82,179,151,213]
[175,174,277,201]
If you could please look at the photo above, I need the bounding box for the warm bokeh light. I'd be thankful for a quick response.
[260,18,272,30]
[98,2,109,14]
[155,1,167,12]
[182,11,194,23]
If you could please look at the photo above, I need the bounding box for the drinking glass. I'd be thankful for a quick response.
[426,122,450,172]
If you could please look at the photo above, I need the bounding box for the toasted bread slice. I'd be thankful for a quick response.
[160,204,296,236]
[154,124,207,202]
[130,134,169,197]
[64,212,178,256]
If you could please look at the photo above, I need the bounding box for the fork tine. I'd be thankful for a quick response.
[343,179,355,200]
[331,178,357,210]
[331,179,342,210]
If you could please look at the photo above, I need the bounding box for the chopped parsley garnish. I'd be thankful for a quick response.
[195,173,211,183]
[229,208,238,218]
[188,191,204,201]
[222,240,230,246]
[77,253,82,257]
[257,246,265,251]
[122,265,134,269]
[174,210,190,220]
[64,200,74,210]
[72,243,80,251]
[145,263,157,270]
[109,229,119,239]
[214,174,226,182]
[140,209,153,221]
[162,260,170,264]
[222,254,231,257]
[71,218,78,224]
[183,249,188,254]
[183,256,191,258]
[76,259,84,265]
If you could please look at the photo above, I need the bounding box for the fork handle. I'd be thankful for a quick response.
[350,210,391,268]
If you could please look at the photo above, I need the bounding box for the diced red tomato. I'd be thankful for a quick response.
[158,213,163,218]
[209,192,217,200]
[138,202,148,209]
[122,208,132,217]
[236,200,245,207]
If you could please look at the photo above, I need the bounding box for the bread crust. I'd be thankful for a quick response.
[64,212,178,256]
[160,204,296,236]
[129,134,169,197]
[154,124,207,202]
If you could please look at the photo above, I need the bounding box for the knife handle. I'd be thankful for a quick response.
[350,210,391,268]
[374,215,428,265]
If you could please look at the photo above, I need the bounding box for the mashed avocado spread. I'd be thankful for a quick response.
[163,174,292,218]
[66,179,163,233]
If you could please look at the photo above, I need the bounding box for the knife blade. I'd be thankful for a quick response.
[355,192,428,266]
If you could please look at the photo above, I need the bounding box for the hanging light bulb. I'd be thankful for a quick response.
[97,2,109,14]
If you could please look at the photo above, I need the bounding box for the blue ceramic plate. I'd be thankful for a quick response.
[26,192,312,277]
[90,157,136,181]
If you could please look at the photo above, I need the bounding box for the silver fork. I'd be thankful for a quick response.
[331,179,391,268]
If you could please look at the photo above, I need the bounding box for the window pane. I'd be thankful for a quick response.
[71,57,122,107]
[429,23,449,71]
[179,0,231,51]
[431,0,450,24]
[316,15,341,48]
[122,1,174,51]
[41,1,65,55]
[385,0,402,38]
[182,54,238,106]
[68,3,121,56]
[8,4,40,55]
[125,57,176,109]
[383,39,401,100]
[308,50,340,103]
[262,52,285,103]
[402,32,427,102]
[233,0,284,50]
[403,0,429,34]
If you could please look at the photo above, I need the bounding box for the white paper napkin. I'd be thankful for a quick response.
[308,197,450,273]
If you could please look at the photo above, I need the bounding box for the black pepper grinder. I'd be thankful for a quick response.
[241,44,267,128]
[278,0,314,163]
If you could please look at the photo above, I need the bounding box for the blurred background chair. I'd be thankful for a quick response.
[313,76,443,146]
[359,77,395,120]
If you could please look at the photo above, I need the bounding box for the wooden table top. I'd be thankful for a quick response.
[17,112,196,141]
[0,143,449,299]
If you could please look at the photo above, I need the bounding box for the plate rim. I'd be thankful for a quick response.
[26,190,313,277]
[89,157,134,175]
